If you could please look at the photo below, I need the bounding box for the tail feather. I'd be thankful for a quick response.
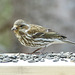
[63,40,75,45]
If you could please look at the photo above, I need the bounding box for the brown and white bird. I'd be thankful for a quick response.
[11,19,75,54]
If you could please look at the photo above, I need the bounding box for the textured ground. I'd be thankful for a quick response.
[0,52,75,65]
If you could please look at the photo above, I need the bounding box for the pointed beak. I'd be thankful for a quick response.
[11,27,17,31]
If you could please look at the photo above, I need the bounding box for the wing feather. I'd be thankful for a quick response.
[27,24,66,40]
[32,28,67,40]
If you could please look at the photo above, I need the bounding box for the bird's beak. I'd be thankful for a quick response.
[11,27,17,31]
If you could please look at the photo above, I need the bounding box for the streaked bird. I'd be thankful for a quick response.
[11,19,75,54]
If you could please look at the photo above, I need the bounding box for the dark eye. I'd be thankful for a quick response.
[19,25,24,27]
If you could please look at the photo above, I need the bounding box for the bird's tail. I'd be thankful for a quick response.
[63,40,75,45]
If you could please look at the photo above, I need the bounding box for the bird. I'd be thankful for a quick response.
[11,19,75,54]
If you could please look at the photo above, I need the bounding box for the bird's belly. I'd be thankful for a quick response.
[18,35,64,48]
[20,39,49,48]
[19,37,49,48]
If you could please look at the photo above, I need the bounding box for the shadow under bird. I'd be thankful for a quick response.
[11,19,75,54]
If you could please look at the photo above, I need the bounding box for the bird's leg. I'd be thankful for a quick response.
[16,53,20,57]
[15,50,21,57]
[31,46,46,54]
[40,46,46,54]
[31,48,42,54]
[27,47,46,54]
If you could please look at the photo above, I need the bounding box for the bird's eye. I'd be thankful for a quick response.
[19,25,24,27]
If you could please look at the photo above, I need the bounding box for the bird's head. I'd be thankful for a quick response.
[11,19,30,33]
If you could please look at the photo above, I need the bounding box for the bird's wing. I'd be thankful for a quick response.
[27,24,46,35]
[32,28,67,40]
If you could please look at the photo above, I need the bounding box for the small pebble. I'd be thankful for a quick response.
[53,59,59,62]
[40,58,45,62]
[0,52,74,63]
[12,59,18,63]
